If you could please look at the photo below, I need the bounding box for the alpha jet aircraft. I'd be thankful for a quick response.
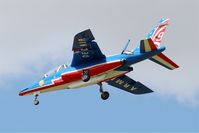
[19,18,179,105]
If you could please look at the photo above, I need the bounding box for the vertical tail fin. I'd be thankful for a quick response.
[140,39,158,53]
[147,18,170,46]
[133,18,179,70]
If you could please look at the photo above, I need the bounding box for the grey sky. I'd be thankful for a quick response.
[0,0,199,105]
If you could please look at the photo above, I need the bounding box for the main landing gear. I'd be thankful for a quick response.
[33,94,39,105]
[82,69,90,82]
[98,83,109,100]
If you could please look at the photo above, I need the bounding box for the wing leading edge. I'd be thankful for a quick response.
[71,29,105,66]
[106,75,153,94]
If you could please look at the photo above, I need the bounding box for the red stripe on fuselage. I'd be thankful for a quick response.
[19,60,123,96]
[60,60,123,84]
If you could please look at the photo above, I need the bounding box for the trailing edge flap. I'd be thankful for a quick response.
[106,75,153,94]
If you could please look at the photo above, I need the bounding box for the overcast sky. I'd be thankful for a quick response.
[0,0,199,132]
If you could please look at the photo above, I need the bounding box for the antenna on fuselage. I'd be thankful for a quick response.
[121,39,130,54]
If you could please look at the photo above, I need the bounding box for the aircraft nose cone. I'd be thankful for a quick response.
[19,81,40,96]
[19,88,29,96]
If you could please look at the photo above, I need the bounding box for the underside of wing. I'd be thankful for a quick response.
[71,29,105,66]
[106,75,153,94]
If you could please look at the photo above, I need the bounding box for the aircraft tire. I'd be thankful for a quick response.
[34,100,39,105]
[101,91,109,100]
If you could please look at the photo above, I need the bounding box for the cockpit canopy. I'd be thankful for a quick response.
[43,64,68,78]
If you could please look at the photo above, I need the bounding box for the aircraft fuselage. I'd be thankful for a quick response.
[19,46,165,96]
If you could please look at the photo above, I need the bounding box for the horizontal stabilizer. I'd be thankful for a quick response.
[106,75,153,95]
[150,53,179,70]
[140,38,179,70]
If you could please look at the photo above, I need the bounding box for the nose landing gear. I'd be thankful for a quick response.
[33,94,39,105]
[98,83,109,100]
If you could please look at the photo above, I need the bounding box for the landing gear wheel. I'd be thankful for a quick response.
[34,100,39,105]
[98,83,110,100]
[82,70,90,82]
[33,94,39,105]
[101,91,109,100]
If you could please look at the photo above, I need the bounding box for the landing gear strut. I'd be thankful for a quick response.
[98,83,109,100]
[33,94,39,105]
[82,69,90,82]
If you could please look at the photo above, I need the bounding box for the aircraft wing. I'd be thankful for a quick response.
[71,29,106,66]
[106,75,153,94]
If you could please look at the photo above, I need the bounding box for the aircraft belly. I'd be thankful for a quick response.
[68,70,128,89]
[37,74,106,93]
[67,74,106,88]
[32,74,106,94]
[39,84,69,94]
[20,70,128,96]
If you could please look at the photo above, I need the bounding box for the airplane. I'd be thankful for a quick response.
[19,18,179,105]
